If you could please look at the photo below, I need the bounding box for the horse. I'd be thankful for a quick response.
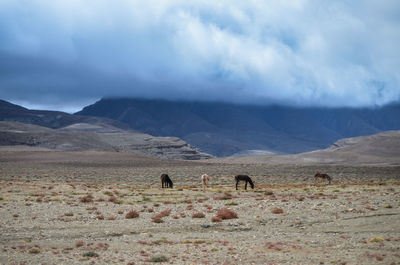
[201,174,210,191]
[235,175,254,190]
[314,172,332,185]
[161,174,173,188]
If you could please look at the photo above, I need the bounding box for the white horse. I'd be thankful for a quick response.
[201,174,210,191]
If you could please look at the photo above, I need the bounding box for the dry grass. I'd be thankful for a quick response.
[75,241,84,248]
[125,210,139,219]
[216,208,238,220]
[80,194,93,203]
[192,212,205,218]
[271,207,284,214]
[211,216,222,222]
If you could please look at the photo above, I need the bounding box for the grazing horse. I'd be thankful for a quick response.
[235,175,254,190]
[161,174,173,188]
[201,174,210,191]
[314,172,332,185]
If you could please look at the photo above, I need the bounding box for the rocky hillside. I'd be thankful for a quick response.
[77,98,400,156]
[0,99,212,160]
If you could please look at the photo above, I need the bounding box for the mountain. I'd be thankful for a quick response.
[76,98,400,156]
[0,100,212,160]
[220,130,400,165]
[0,99,129,130]
[0,121,212,160]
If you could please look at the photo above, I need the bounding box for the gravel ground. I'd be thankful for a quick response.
[0,150,399,264]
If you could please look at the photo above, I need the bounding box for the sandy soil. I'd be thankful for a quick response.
[0,150,399,264]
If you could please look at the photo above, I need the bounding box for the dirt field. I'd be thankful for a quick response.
[1,149,400,264]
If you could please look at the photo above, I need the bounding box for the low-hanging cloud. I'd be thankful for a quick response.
[0,0,399,111]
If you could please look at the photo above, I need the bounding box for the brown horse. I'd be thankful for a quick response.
[314,172,332,185]
[161,174,173,188]
[235,175,254,190]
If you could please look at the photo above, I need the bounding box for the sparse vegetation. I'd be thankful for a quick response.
[75,241,84,248]
[150,255,168,262]
[125,210,139,219]
[83,251,99,257]
[192,212,205,218]
[80,194,93,203]
[28,247,40,254]
[1,148,399,265]
[216,208,238,220]
[271,207,284,214]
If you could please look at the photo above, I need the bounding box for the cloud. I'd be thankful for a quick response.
[0,0,399,111]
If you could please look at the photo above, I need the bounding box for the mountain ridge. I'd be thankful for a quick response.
[76,98,400,156]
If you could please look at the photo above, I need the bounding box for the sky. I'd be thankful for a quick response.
[0,0,400,113]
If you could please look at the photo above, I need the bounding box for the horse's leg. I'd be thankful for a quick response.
[236,180,239,190]
[245,180,248,190]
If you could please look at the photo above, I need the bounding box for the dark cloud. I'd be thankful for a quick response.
[0,0,399,112]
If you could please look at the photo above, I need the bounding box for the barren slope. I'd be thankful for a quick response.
[220,130,400,165]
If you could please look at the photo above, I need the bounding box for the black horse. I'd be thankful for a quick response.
[235,175,254,190]
[161,174,173,188]
[314,172,332,185]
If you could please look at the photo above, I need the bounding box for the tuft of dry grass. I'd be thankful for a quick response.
[264,190,274,195]
[214,192,233,200]
[125,210,139,219]
[216,208,238,220]
[75,241,84,248]
[271,207,284,214]
[159,209,171,217]
[211,216,222,222]
[80,194,93,203]
[28,247,41,254]
[192,212,205,218]
[108,196,121,204]
[152,216,164,223]
[369,237,384,243]
[96,214,104,220]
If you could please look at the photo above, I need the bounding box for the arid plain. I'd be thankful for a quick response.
[1,148,399,264]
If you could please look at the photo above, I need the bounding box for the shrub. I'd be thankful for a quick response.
[80,194,93,203]
[264,190,274,195]
[125,210,139,219]
[152,216,164,223]
[96,215,104,220]
[64,212,73,217]
[83,251,99,257]
[150,255,168,262]
[369,237,384,243]
[216,208,238,220]
[271,207,284,214]
[28,247,40,254]
[75,241,84,248]
[159,209,171,217]
[192,212,205,218]
[108,196,118,203]
[211,216,222,222]
[214,192,233,200]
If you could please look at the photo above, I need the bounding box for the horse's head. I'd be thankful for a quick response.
[250,181,254,189]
